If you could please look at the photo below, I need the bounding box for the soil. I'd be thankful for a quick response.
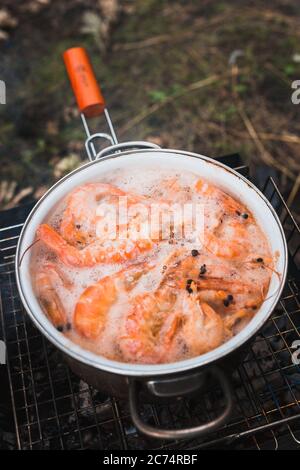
[0,0,299,216]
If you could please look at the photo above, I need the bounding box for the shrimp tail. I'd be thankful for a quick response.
[35,264,68,331]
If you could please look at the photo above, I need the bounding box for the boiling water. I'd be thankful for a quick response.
[30,168,273,364]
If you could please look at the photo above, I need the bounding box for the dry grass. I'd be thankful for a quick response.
[0,0,299,213]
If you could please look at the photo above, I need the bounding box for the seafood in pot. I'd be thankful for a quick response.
[37,183,155,266]
[31,168,274,364]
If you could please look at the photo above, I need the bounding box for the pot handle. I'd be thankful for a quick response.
[63,47,105,118]
[94,141,161,160]
[128,367,233,441]
[63,47,161,160]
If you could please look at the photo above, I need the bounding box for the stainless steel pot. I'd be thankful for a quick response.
[15,147,288,440]
[15,48,288,441]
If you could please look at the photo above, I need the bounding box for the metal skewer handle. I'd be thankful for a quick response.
[63,47,160,161]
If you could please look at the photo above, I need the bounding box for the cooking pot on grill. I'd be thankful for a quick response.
[15,47,288,441]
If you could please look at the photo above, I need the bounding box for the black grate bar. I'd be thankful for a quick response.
[0,167,299,450]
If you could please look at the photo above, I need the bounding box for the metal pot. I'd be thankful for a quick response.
[15,48,288,441]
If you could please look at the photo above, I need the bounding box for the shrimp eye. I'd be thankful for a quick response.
[186,279,193,293]
[241,213,249,219]
[256,258,263,263]
[191,249,199,257]
[199,264,207,276]
[224,294,234,307]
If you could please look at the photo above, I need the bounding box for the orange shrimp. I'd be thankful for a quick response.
[119,289,181,364]
[152,177,192,203]
[37,224,153,267]
[60,183,146,246]
[120,288,225,363]
[153,251,265,325]
[118,252,229,363]
[35,263,69,331]
[181,295,225,356]
[195,179,251,218]
[37,182,157,267]
[195,179,253,258]
[74,263,151,339]
[203,220,251,259]
[74,277,117,339]
[162,254,254,294]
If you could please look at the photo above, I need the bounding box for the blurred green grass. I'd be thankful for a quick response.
[0,0,299,210]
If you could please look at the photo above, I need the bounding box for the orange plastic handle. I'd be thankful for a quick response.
[63,47,105,118]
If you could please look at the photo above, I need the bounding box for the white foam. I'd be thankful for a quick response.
[30,167,272,363]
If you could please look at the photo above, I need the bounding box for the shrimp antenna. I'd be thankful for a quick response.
[261,278,282,304]
[18,238,41,267]
[261,263,281,279]
[243,260,281,284]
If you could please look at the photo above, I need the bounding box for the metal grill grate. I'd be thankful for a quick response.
[0,161,300,450]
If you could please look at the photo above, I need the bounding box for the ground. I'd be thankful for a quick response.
[0,0,299,216]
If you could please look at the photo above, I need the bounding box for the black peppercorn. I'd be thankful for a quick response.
[199,264,207,276]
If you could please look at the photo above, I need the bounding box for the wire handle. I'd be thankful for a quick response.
[63,47,160,160]
[63,46,118,159]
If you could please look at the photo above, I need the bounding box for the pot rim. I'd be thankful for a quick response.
[15,148,288,377]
